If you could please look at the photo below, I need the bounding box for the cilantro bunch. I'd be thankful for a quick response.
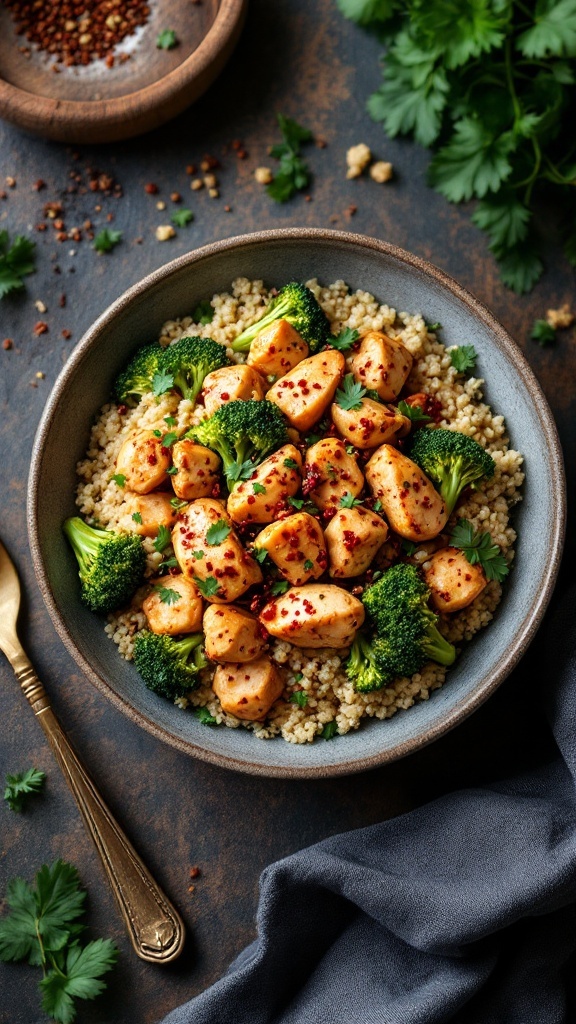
[337,0,576,292]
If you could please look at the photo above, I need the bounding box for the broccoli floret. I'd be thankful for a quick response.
[345,632,392,693]
[190,399,288,486]
[63,516,146,613]
[409,428,495,515]
[363,563,456,677]
[160,335,230,406]
[133,631,207,700]
[231,282,330,354]
[113,344,165,406]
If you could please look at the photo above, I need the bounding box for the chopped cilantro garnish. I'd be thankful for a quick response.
[194,576,221,598]
[253,482,267,495]
[329,327,359,351]
[154,585,182,605]
[289,690,309,708]
[303,558,314,571]
[450,345,478,374]
[93,228,122,254]
[195,706,217,725]
[131,511,143,524]
[320,721,338,740]
[335,373,367,411]
[153,525,171,552]
[192,300,214,325]
[171,208,194,228]
[0,231,36,299]
[270,580,290,595]
[206,520,231,545]
[111,473,125,487]
[450,518,509,582]
[340,492,363,508]
[530,319,556,347]
[397,400,432,423]
[283,457,299,469]
[152,371,174,397]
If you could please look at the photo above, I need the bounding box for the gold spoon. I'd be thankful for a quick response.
[0,538,185,964]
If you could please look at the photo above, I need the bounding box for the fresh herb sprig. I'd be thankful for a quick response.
[397,400,431,423]
[0,860,117,1023]
[337,0,576,292]
[329,327,360,351]
[0,231,36,299]
[335,373,367,410]
[530,319,556,346]
[4,768,46,812]
[450,345,478,374]
[93,229,122,254]
[267,114,314,203]
[450,518,510,582]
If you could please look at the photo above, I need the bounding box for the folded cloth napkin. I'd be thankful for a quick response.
[163,583,576,1024]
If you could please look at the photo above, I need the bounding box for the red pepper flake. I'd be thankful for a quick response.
[33,179,46,191]
[61,329,72,340]
[189,866,201,879]
[3,338,13,350]
[144,182,159,194]
[33,321,48,336]
[186,164,196,175]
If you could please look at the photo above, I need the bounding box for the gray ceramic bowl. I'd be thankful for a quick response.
[28,229,565,777]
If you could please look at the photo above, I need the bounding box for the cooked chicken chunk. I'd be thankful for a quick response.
[226,444,302,524]
[116,430,171,494]
[266,350,345,431]
[127,492,178,538]
[331,397,410,449]
[260,584,365,648]
[204,604,267,663]
[246,319,309,378]
[304,438,364,514]
[324,507,389,577]
[254,512,327,585]
[172,497,262,602]
[212,657,284,720]
[351,330,413,401]
[202,364,265,416]
[423,547,488,613]
[142,575,203,636]
[171,441,221,501]
[365,444,448,541]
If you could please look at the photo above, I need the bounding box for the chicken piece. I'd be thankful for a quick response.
[226,444,302,524]
[172,497,262,603]
[304,438,364,514]
[247,319,309,378]
[365,444,448,541]
[260,584,365,648]
[116,430,171,494]
[212,657,284,720]
[254,513,327,585]
[324,507,389,578]
[127,492,178,538]
[202,364,265,416]
[266,350,345,432]
[171,440,221,501]
[350,330,413,402]
[142,575,203,636]
[204,604,266,663]
[331,397,410,449]
[423,547,488,613]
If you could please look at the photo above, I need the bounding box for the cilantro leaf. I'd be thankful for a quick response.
[472,192,532,253]
[254,547,269,563]
[158,556,179,571]
[156,28,178,49]
[368,31,449,146]
[154,585,182,605]
[164,415,177,426]
[161,431,178,448]
[450,519,509,582]
[4,767,46,813]
[170,498,188,511]
[496,243,544,294]
[192,550,204,560]
[195,706,217,725]
[303,558,314,571]
[192,300,214,325]
[151,371,174,397]
[171,208,194,228]
[320,721,338,740]
[340,492,363,508]
[92,229,122,254]
[329,327,360,351]
[275,113,313,149]
[429,118,516,201]
[267,114,313,203]
[402,539,418,555]
[194,576,221,597]
[412,0,508,69]
[153,525,171,553]
[531,319,556,346]
[270,580,291,595]
[40,938,118,1023]
[289,689,309,708]
[517,0,576,58]
[337,0,398,24]
[335,373,367,411]
[288,496,305,510]
[131,512,143,525]
[206,519,231,545]
[283,457,299,469]
[450,345,478,373]
[0,232,36,299]
[397,399,432,423]
[252,482,267,494]
[226,459,256,482]
[111,473,125,488]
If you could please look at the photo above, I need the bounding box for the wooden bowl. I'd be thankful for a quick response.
[0,0,247,143]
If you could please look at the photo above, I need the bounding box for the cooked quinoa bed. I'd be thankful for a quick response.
[75,277,524,743]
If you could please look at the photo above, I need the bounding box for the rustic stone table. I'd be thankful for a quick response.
[0,2,572,1021]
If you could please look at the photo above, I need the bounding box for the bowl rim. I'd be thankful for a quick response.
[0,0,247,141]
[27,228,566,777]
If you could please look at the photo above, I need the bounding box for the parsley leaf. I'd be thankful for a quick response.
[40,938,117,1023]
[195,706,217,725]
[368,31,449,146]
[288,496,305,510]
[206,519,231,545]
[192,300,214,324]
[194,576,221,598]
[192,550,205,560]
[153,525,171,553]
[340,492,363,508]
[335,373,367,411]
[531,319,556,346]
[158,556,179,571]
[497,243,544,294]
[170,498,188,511]
[252,482,267,494]
[131,512,143,524]
[450,345,478,374]
[226,459,256,482]
[450,519,509,582]
[157,28,178,49]
[171,208,194,228]
[397,400,431,423]
[4,768,46,812]
[517,0,576,58]
[154,585,182,605]
[303,559,314,571]
[329,327,360,351]
[289,689,309,708]
[92,228,122,254]
[267,114,313,203]
[428,117,516,202]
[337,0,398,25]
[283,457,299,469]
[0,231,36,299]
[270,580,291,595]
[161,431,178,448]
[320,721,338,740]
[111,473,125,487]
[164,415,177,426]
[254,547,269,564]
[151,371,174,397]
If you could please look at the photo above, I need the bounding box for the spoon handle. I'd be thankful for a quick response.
[12,648,185,964]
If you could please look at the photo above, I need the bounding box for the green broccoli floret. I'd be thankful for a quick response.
[409,428,495,515]
[63,516,146,613]
[160,335,230,406]
[345,632,392,693]
[231,282,330,354]
[189,399,288,486]
[133,631,207,700]
[362,563,456,678]
[113,343,165,406]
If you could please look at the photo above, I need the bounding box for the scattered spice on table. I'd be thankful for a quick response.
[33,321,48,336]
[3,339,13,350]
[5,0,151,68]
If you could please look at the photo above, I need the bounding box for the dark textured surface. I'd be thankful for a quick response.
[0,1,572,1021]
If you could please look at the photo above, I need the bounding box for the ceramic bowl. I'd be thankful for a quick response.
[28,229,565,777]
[0,0,247,143]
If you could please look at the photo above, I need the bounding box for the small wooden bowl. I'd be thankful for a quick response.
[0,0,247,143]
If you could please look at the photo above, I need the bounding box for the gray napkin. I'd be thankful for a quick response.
[162,584,576,1024]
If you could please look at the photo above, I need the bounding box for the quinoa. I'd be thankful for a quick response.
[76,278,524,743]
